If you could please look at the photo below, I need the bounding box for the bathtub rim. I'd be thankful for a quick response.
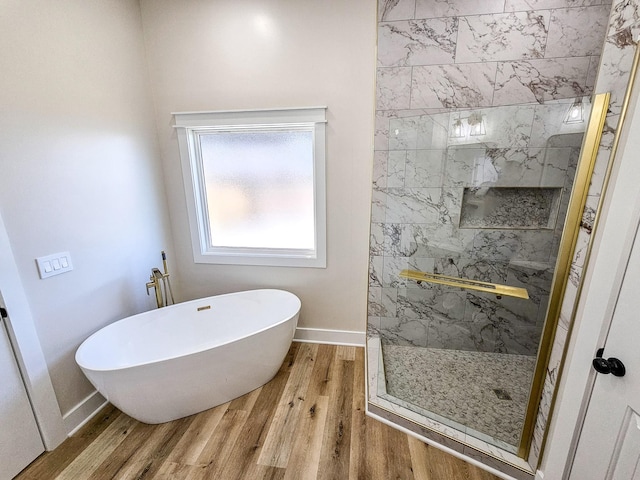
[75,288,300,373]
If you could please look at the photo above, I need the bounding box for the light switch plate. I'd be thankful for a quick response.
[36,252,73,279]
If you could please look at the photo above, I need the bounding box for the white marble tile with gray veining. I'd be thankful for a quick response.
[586,55,601,90]
[529,99,589,147]
[377,108,450,151]
[397,284,467,319]
[387,150,407,187]
[388,117,419,150]
[377,67,413,110]
[373,151,388,189]
[407,255,437,275]
[367,316,381,338]
[446,104,536,149]
[405,149,446,187]
[415,0,505,19]
[370,222,385,256]
[371,188,386,223]
[456,11,550,64]
[500,293,544,326]
[463,292,542,354]
[368,287,400,318]
[473,230,555,263]
[389,113,450,150]
[380,315,430,346]
[443,147,485,187]
[444,148,560,189]
[541,147,574,186]
[572,226,592,269]
[379,0,416,22]
[369,286,384,316]
[400,223,477,258]
[383,256,410,287]
[581,194,599,233]
[481,148,548,186]
[606,0,640,37]
[494,57,592,105]
[545,6,611,58]
[385,187,461,225]
[568,263,582,288]
[411,63,497,109]
[595,38,637,115]
[378,18,458,67]
[505,0,611,11]
[370,255,384,287]
[433,256,510,284]
[507,261,555,302]
[382,222,405,256]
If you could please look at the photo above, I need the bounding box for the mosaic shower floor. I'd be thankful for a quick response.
[381,345,537,448]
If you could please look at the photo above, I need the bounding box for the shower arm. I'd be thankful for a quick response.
[399,269,529,300]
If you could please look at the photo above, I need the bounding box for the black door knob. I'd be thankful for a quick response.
[593,349,626,377]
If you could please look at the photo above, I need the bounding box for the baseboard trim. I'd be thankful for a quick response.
[294,327,365,346]
[63,390,107,436]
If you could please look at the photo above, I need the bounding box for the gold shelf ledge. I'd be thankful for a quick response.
[399,269,530,300]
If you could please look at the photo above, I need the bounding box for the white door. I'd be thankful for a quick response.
[570,221,640,479]
[0,305,44,480]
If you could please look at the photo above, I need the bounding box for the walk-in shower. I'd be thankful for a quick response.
[366,0,635,476]
[368,93,605,451]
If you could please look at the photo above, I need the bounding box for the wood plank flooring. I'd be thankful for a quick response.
[16,343,500,480]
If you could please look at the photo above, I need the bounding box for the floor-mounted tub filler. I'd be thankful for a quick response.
[76,289,301,424]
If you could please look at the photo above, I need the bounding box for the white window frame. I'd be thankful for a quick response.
[173,107,327,268]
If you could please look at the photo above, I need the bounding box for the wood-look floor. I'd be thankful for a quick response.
[16,343,500,480]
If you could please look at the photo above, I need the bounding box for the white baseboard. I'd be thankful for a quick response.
[63,390,107,436]
[294,327,365,346]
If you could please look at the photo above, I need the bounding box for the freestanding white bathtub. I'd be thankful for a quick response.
[76,289,300,424]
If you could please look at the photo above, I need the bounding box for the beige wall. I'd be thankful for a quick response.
[0,0,174,415]
[140,0,377,332]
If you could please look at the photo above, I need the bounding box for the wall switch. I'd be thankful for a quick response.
[36,252,73,279]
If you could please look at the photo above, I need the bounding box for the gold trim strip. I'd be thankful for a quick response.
[518,92,611,459]
[400,269,530,300]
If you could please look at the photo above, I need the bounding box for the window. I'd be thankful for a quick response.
[174,107,326,267]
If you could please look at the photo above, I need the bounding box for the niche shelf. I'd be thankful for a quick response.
[459,187,562,230]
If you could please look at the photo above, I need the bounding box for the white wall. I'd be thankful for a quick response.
[139,0,377,333]
[0,0,174,417]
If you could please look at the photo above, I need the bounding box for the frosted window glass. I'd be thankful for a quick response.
[199,130,315,250]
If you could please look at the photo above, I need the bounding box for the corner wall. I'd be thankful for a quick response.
[139,0,377,334]
[0,0,174,418]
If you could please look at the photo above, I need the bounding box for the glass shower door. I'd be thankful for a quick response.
[368,94,604,454]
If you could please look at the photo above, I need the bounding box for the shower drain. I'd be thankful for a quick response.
[493,389,512,400]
